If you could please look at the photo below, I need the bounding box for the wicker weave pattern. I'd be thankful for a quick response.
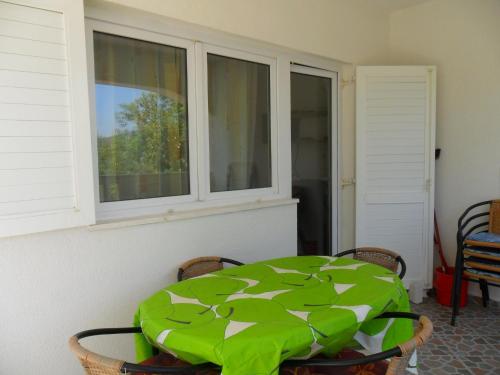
[386,315,433,375]
[353,247,400,273]
[489,200,500,234]
[68,336,123,375]
[178,256,223,280]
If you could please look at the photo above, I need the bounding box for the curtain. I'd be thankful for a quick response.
[207,54,271,192]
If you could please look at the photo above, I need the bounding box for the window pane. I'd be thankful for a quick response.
[291,72,332,256]
[93,32,189,202]
[207,53,272,192]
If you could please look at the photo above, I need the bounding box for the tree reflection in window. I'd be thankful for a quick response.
[93,32,189,202]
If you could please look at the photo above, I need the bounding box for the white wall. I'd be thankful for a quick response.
[0,205,296,373]
[0,1,393,373]
[389,0,500,300]
[105,0,390,64]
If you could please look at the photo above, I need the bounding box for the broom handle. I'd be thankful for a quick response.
[434,211,449,271]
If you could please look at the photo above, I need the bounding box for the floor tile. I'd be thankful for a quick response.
[409,296,499,375]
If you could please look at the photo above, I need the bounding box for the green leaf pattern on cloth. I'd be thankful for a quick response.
[135,256,412,375]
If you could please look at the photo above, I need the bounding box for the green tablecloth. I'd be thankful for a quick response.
[135,256,413,375]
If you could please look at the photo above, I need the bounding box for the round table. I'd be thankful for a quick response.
[135,256,412,375]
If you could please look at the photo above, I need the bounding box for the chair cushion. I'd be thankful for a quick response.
[139,349,388,375]
[464,232,500,249]
[281,350,388,375]
[138,352,219,374]
[464,247,500,259]
[464,268,500,283]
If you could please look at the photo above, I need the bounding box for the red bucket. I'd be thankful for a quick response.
[434,267,468,307]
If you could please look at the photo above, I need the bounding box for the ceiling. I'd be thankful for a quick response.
[370,0,433,12]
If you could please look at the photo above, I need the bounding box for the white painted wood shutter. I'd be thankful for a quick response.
[355,66,436,288]
[0,0,95,237]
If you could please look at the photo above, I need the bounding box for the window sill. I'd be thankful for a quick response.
[88,198,298,232]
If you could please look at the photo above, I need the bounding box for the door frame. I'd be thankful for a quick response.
[290,64,340,255]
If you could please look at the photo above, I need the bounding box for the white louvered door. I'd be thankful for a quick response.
[355,66,436,288]
[0,0,94,237]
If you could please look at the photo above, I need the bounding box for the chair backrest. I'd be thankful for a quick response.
[280,311,432,375]
[69,313,431,375]
[337,247,406,279]
[68,327,219,374]
[384,314,433,375]
[353,247,400,272]
[489,200,500,234]
[457,200,492,244]
[177,256,244,281]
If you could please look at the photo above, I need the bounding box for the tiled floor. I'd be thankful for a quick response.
[411,296,500,375]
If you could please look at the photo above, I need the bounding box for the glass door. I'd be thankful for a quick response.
[291,65,338,256]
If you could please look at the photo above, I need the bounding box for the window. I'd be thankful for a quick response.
[93,32,190,203]
[88,21,281,220]
[207,53,272,192]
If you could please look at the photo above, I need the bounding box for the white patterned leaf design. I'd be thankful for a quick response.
[224,321,256,339]
[330,304,372,323]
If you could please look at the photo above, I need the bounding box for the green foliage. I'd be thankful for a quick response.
[97,91,188,177]
[97,91,189,201]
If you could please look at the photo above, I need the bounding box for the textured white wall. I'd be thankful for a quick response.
[389,0,500,300]
[104,0,390,64]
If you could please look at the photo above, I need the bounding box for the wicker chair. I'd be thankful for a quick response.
[177,256,244,281]
[68,312,432,375]
[336,247,406,279]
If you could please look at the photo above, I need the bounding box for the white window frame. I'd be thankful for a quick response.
[85,20,199,220]
[199,44,279,201]
[84,1,345,225]
[290,64,340,254]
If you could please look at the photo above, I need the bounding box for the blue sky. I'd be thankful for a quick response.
[95,84,146,137]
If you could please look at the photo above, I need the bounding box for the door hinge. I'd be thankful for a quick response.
[425,179,432,192]
[341,75,356,88]
[341,177,356,188]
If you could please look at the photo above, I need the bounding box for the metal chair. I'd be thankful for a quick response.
[451,200,500,326]
[68,312,431,375]
[177,256,244,281]
[336,247,407,279]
